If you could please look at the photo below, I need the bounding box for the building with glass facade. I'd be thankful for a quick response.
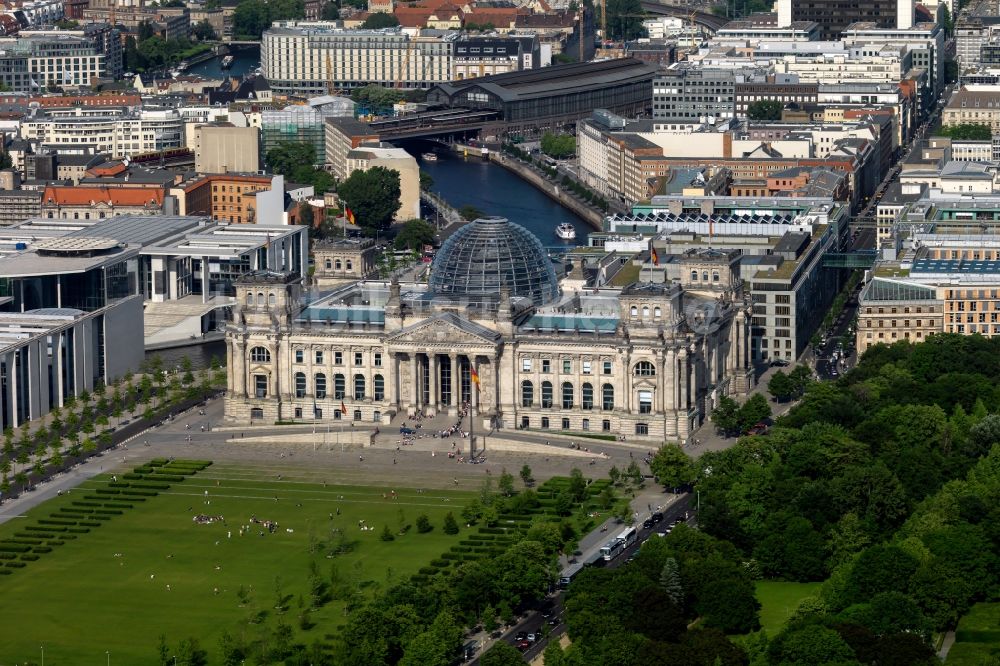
[261,97,356,166]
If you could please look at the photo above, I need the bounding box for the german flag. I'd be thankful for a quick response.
[470,365,480,391]
[344,207,356,225]
[340,400,348,415]
[650,245,659,266]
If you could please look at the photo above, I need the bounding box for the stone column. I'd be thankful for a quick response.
[236,341,247,397]
[470,355,478,410]
[429,353,439,415]
[678,347,689,414]
[385,352,396,409]
[449,353,458,415]
[409,353,418,414]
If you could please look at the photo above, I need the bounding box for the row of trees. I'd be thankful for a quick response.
[938,123,992,141]
[265,142,335,194]
[234,0,305,39]
[540,132,575,159]
[0,355,224,499]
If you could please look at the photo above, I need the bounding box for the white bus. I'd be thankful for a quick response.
[600,538,625,561]
[616,526,638,549]
[558,562,586,589]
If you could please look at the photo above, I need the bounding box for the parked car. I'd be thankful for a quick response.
[651,512,664,523]
[399,426,416,435]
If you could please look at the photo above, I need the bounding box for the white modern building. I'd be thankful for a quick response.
[262,22,454,96]
[19,107,184,158]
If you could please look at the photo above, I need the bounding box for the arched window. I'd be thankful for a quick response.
[602,383,614,411]
[256,292,264,306]
[690,270,698,281]
[324,259,332,270]
[315,373,327,399]
[335,260,342,270]
[521,380,533,407]
[334,374,345,399]
[702,271,709,282]
[346,260,353,271]
[654,307,662,318]
[249,346,270,363]
[541,381,553,408]
[582,383,594,410]
[712,271,720,282]
[294,372,306,398]
[374,374,384,401]
[634,361,656,376]
[245,292,253,306]
[353,374,366,400]
[268,292,276,306]
[630,305,638,317]
[561,382,574,409]
[642,306,649,317]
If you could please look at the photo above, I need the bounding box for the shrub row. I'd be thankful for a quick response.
[0,552,16,560]
[418,566,437,576]
[47,540,64,546]
[95,488,120,495]
[0,544,31,553]
[38,519,76,526]
[130,482,168,490]
[32,546,52,554]
[5,561,25,568]
[66,527,89,534]
[122,473,144,480]
[72,501,101,507]
[26,525,65,533]
[144,474,184,483]
[120,490,155,497]
[94,509,122,516]
[19,554,39,561]
[79,521,101,527]
[10,537,43,544]
[104,503,133,509]
[149,458,169,467]
[60,507,94,514]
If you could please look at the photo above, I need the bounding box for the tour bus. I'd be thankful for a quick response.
[558,562,586,589]
[600,537,625,561]
[616,526,638,549]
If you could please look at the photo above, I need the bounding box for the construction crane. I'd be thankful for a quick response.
[395,40,416,89]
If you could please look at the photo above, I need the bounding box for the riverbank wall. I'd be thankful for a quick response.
[486,153,604,229]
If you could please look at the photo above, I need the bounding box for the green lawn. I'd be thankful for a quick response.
[947,603,1000,666]
[0,461,472,665]
[755,580,823,636]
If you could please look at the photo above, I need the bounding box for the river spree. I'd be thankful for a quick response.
[402,140,589,249]
[186,45,260,80]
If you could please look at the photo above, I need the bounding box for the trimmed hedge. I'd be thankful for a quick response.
[26,525,65,532]
[429,558,449,568]
[72,501,101,507]
[78,521,101,527]
[5,561,26,568]
[104,503,133,510]
[89,515,112,521]
[20,553,39,561]
[122,473,144,480]
[32,546,52,553]
[0,544,31,553]
[10,537,43,544]
[121,490,156,497]
[441,552,460,560]
[149,458,169,466]
[47,540,65,546]
[38,519,76,526]
[66,527,90,534]
[130,482,169,490]
[95,509,123,515]
[94,489,121,495]
[418,566,437,576]
[143,474,184,482]
[59,507,93,514]
[0,552,16,560]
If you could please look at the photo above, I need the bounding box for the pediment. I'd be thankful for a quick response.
[387,313,501,347]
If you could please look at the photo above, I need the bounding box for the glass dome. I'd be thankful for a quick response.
[429,217,560,306]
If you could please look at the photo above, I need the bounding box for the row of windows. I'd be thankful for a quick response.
[520,381,630,411]
[322,258,354,271]
[294,349,381,367]
[293,371,384,401]
[522,358,613,374]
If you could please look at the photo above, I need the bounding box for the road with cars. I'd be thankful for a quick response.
[469,493,694,664]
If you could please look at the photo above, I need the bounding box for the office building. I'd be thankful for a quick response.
[20,107,184,159]
[195,124,260,174]
[773,0,914,39]
[260,96,356,167]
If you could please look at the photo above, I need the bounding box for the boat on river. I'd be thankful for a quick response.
[221,55,235,69]
[555,223,576,240]
[422,152,438,162]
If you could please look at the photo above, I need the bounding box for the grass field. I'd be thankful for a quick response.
[755,580,823,636]
[0,460,473,665]
[947,603,1000,666]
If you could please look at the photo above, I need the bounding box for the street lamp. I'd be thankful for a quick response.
[106,651,110,666]
[40,645,43,666]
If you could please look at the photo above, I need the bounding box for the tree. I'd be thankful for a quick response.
[768,624,857,665]
[351,83,405,109]
[659,557,683,607]
[338,166,402,235]
[498,468,515,496]
[737,393,772,433]
[649,444,694,489]
[193,19,217,41]
[747,99,784,121]
[394,219,436,250]
[458,205,485,221]
[234,0,305,39]
[605,0,645,40]
[769,370,795,402]
[176,637,208,666]
[416,513,433,533]
[695,579,761,633]
[519,464,533,488]
[443,511,459,534]
[362,12,400,28]
[480,639,526,666]
[540,132,576,159]
[268,141,316,175]
[939,123,992,141]
[711,395,740,436]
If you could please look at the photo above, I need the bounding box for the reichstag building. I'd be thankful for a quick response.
[224,217,753,441]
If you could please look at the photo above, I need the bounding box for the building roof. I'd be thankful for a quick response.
[41,186,165,207]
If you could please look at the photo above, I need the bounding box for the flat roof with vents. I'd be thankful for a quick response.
[35,237,120,256]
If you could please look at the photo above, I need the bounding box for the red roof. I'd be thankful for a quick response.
[42,186,165,207]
